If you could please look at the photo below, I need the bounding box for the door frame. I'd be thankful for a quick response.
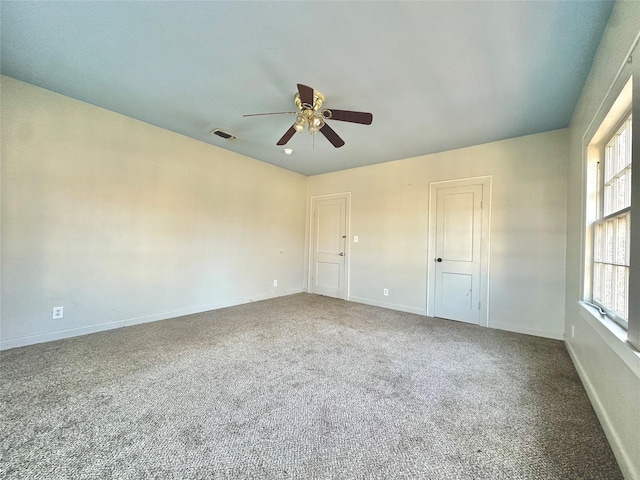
[307,192,351,300]
[427,176,492,326]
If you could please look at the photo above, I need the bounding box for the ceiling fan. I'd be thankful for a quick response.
[243,84,373,148]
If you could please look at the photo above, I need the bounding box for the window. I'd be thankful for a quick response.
[585,70,633,329]
[592,114,632,326]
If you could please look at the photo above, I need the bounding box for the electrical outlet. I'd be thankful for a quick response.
[273,280,278,287]
[52,306,64,319]
[354,235,359,243]
[383,288,389,296]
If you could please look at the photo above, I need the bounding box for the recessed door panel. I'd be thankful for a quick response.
[317,204,342,254]
[443,192,474,262]
[441,273,473,310]
[316,262,341,291]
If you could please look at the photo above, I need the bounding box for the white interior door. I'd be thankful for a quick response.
[434,183,483,324]
[310,195,348,299]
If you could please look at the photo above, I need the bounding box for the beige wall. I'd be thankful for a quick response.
[308,129,569,339]
[564,1,640,478]
[1,76,307,349]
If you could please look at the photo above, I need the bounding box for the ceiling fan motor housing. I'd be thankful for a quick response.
[294,90,324,112]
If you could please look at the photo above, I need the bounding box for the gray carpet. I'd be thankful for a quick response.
[0,293,622,479]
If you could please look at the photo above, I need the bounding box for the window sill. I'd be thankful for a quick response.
[578,301,640,379]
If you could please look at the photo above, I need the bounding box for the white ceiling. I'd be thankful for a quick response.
[1,1,613,176]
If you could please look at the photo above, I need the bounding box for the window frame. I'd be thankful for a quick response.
[587,96,632,330]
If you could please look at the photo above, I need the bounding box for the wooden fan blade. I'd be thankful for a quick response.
[243,111,297,117]
[320,123,345,148]
[323,109,373,125]
[276,126,297,146]
[297,84,314,107]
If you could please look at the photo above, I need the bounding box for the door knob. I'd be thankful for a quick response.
[339,252,344,256]
[436,258,443,262]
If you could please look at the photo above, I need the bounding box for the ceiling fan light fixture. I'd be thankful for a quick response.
[310,114,324,128]
[294,114,307,132]
[307,113,325,134]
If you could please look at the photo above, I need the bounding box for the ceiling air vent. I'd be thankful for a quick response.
[210,129,237,141]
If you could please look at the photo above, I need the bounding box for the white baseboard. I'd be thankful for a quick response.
[346,298,565,341]
[0,289,304,351]
[565,340,638,480]
[488,321,564,340]
[348,296,427,316]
